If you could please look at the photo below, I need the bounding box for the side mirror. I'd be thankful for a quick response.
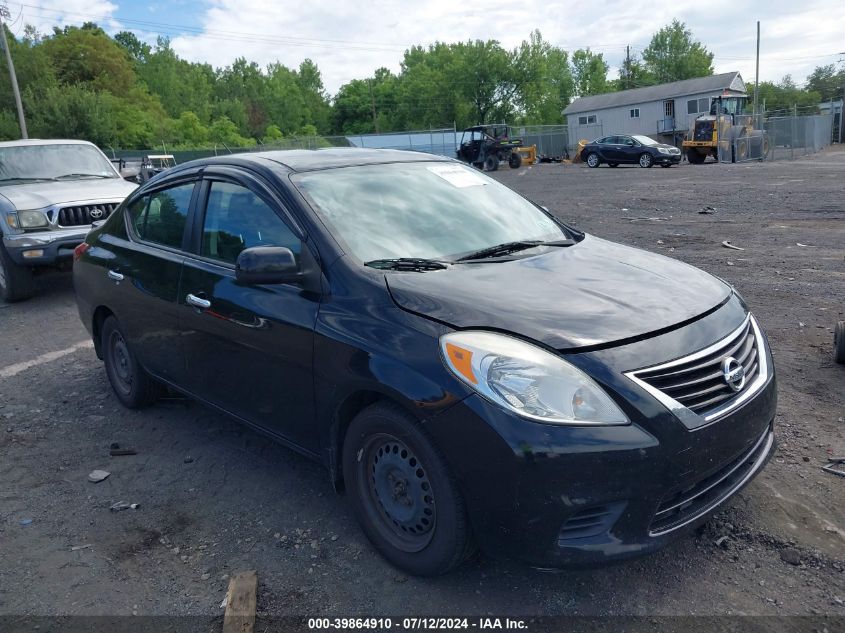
[235,246,301,285]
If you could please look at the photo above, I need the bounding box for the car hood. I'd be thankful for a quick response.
[386,235,731,350]
[0,178,137,210]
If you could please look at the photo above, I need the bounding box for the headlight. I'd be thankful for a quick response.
[17,210,49,228]
[658,147,671,155]
[440,331,629,425]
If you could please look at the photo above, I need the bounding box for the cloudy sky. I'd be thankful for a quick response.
[6,0,845,95]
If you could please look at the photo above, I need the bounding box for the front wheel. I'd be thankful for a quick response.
[586,153,600,168]
[639,153,654,168]
[687,149,706,164]
[343,401,475,576]
[101,316,163,408]
[0,242,35,303]
[508,152,522,169]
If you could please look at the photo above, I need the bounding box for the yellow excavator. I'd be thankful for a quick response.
[682,94,769,163]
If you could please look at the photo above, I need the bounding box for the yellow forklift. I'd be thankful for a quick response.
[682,94,769,164]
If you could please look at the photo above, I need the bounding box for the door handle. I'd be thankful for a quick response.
[186,293,211,310]
[107,270,124,282]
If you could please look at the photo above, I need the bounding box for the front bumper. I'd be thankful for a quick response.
[657,153,682,164]
[2,229,89,266]
[423,303,777,568]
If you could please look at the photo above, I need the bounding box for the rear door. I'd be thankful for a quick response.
[100,176,199,382]
[177,168,321,452]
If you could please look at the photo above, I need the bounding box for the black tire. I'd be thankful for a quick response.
[660,164,671,168]
[483,155,498,172]
[835,321,845,365]
[608,163,619,168]
[508,152,522,169]
[0,241,36,303]
[687,149,705,164]
[586,153,600,168]
[638,153,654,168]
[101,316,162,408]
[342,401,475,576]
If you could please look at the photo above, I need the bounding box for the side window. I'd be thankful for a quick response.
[698,97,710,113]
[201,181,300,265]
[127,183,194,249]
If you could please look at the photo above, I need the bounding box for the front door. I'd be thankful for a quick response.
[178,175,320,452]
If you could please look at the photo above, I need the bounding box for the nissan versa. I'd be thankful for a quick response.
[73,149,776,576]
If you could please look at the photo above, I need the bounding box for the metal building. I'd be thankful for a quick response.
[564,72,746,146]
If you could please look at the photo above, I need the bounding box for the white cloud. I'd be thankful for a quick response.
[168,0,845,95]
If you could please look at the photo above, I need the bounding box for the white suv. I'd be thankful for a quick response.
[0,139,138,301]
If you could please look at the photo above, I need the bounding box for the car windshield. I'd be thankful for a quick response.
[631,135,659,146]
[0,144,118,184]
[292,162,569,262]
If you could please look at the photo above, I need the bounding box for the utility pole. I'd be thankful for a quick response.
[625,45,630,89]
[0,3,26,138]
[368,79,379,134]
[753,21,760,116]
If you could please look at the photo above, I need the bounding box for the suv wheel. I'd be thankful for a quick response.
[0,242,35,303]
[101,315,163,408]
[343,401,475,576]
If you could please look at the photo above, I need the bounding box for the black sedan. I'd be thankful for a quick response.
[73,149,775,576]
[581,134,682,168]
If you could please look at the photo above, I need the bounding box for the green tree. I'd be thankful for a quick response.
[805,64,845,102]
[641,20,713,83]
[513,30,574,123]
[757,76,821,113]
[571,49,609,96]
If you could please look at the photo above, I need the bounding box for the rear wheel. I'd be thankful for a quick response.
[102,316,163,408]
[586,153,600,168]
[343,401,474,576]
[0,242,35,303]
[687,149,706,164]
[483,155,498,172]
[835,321,845,364]
[639,153,654,168]
[508,152,522,169]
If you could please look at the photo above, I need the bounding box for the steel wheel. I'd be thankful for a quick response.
[107,329,134,397]
[639,153,653,168]
[362,433,436,552]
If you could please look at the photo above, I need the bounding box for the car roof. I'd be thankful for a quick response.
[172,148,453,175]
[0,138,99,148]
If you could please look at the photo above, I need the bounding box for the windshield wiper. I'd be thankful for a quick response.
[365,258,448,272]
[53,173,114,180]
[0,177,53,183]
[456,238,577,262]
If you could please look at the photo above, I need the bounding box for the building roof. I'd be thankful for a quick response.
[564,72,745,115]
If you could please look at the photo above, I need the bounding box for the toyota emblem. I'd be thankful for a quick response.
[721,357,746,392]
[89,208,105,219]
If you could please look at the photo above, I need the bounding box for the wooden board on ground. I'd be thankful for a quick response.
[223,570,257,633]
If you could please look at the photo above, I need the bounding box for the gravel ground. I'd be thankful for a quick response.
[0,148,843,622]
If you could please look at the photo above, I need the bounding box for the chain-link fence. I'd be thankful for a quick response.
[714,113,834,163]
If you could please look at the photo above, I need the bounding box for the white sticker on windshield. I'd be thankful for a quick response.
[427,164,487,188]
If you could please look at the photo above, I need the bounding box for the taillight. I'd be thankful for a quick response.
[73,242,91,261]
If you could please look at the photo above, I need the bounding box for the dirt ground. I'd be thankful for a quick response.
[0,148,843,624]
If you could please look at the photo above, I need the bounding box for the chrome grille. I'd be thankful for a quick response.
[625,315,769,425]
[57,202,120,227]
[637,319,758,415]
